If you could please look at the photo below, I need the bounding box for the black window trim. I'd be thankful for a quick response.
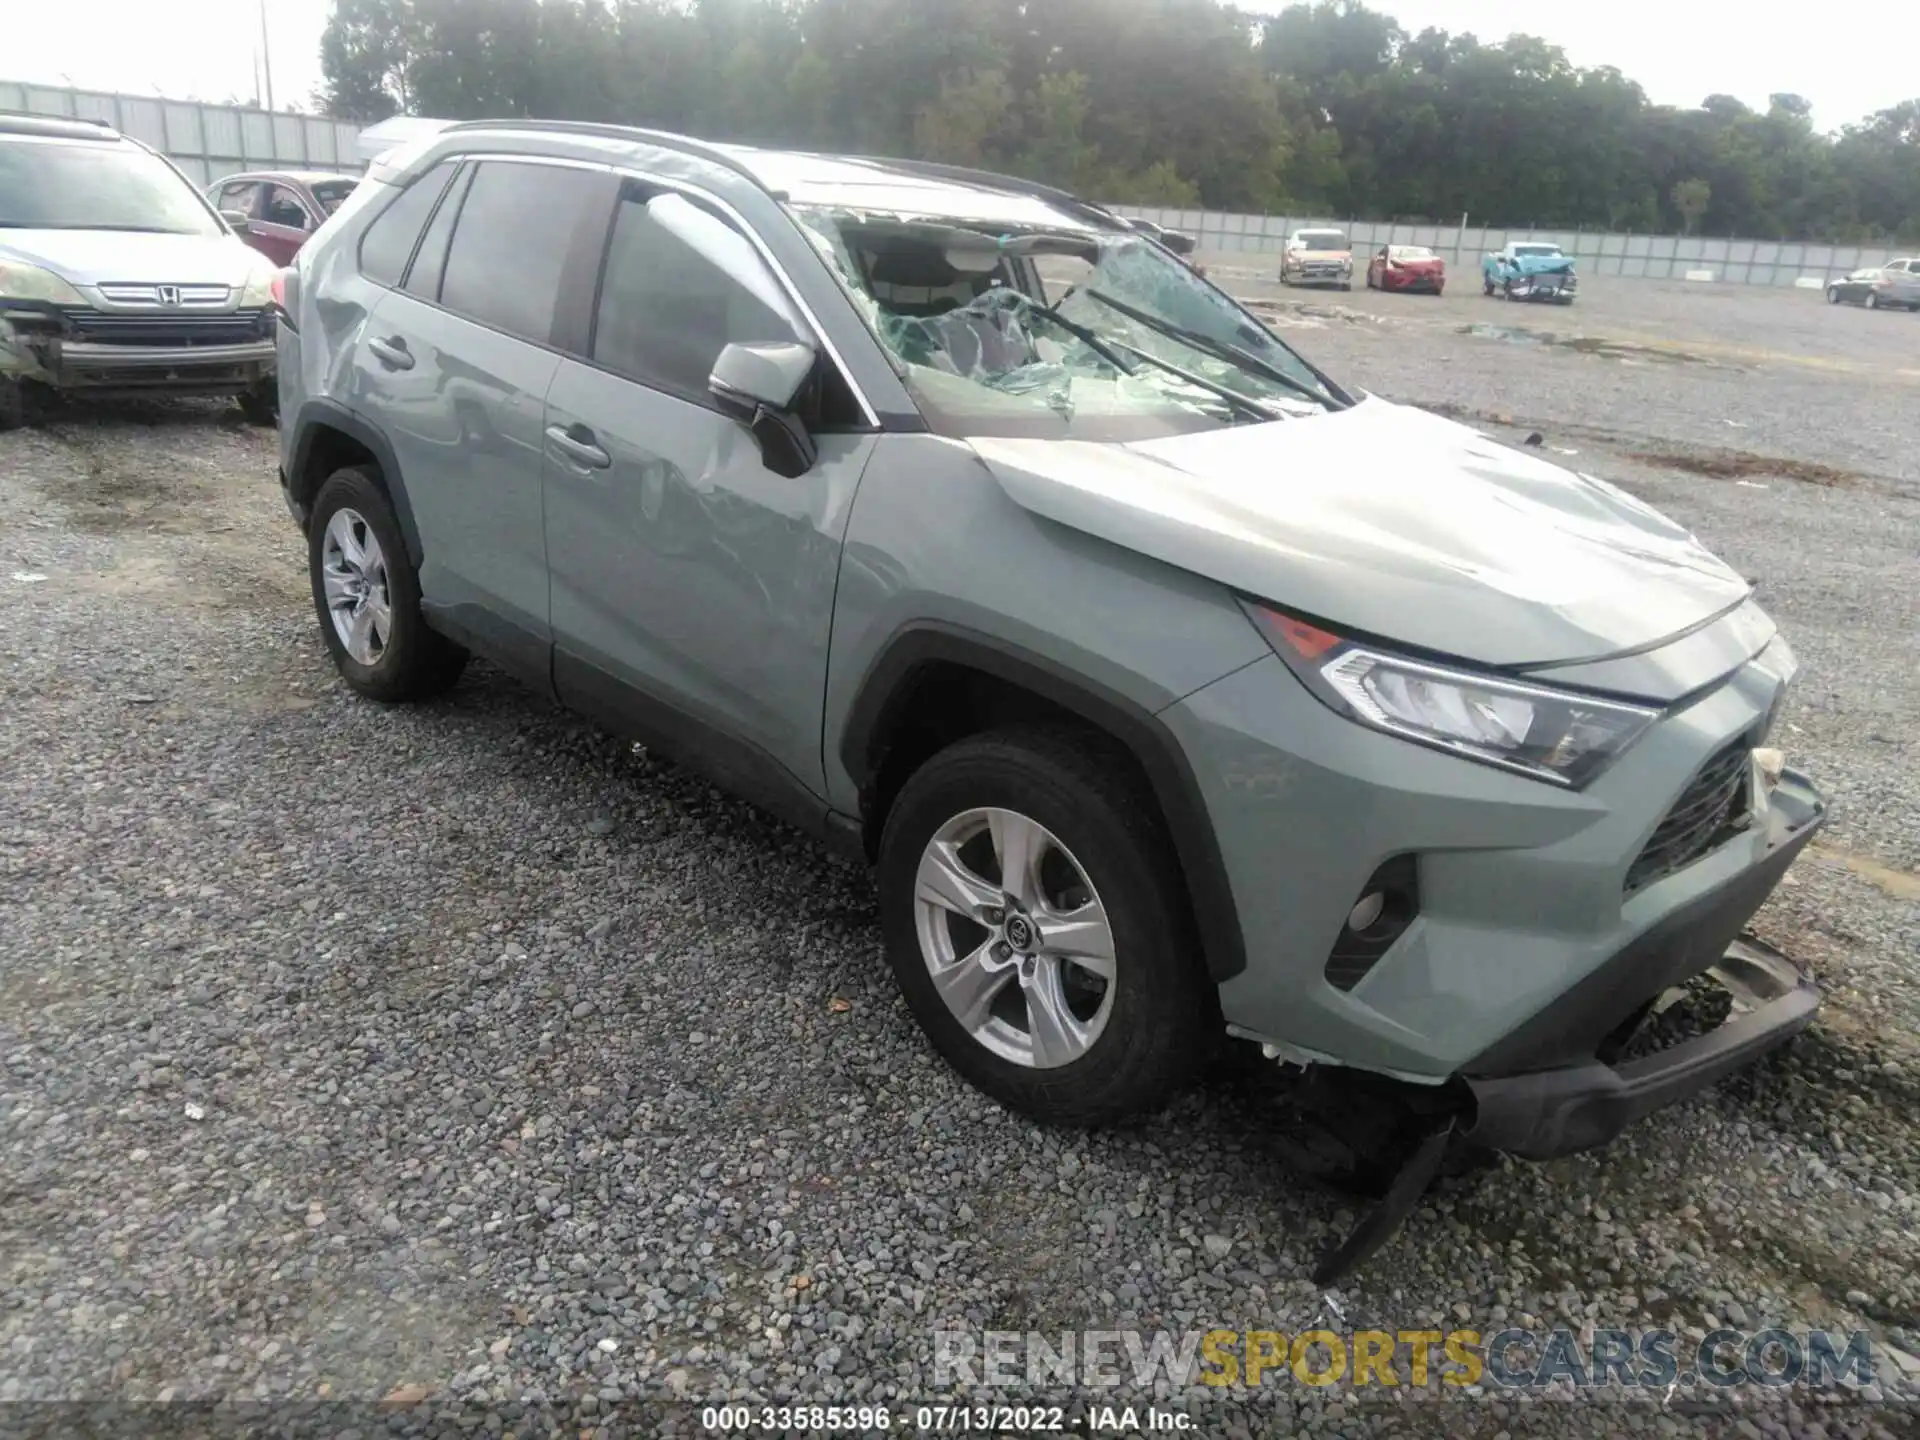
[365,153,615,359]
[398,159,477,304]
[354,156,464,292]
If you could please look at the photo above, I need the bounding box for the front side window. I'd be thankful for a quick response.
[789,203,1346,440]
[217,180,261,217]
[262,185,310,229]
[591,191,796,398]
[439,160,602,345]
[0,139,223,235]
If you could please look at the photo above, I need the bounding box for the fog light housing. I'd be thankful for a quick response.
[1325,856,1419,992]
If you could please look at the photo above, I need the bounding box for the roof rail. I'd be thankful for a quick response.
[844,155,1130,231]
[0,110,119,136]
[438,117,770,191]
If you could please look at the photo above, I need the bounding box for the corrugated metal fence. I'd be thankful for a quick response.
[1110,208,1905,290]
[4,78,1899,286]
[0,80,363,186]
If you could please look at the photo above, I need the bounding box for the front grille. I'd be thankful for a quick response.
[61,307,270,347]
[95,283,231,308]
[1624,737,1753,896]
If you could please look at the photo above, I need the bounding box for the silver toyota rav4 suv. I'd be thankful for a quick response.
[0,112,281,428]
[275,121,1825,1277]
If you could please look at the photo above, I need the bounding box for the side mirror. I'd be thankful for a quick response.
[709,341,819,479]
[1160,230,1197,256]
[220,209,252,235]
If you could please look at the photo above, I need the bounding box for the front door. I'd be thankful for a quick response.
[542,182,876,807]
[252,183,314,266]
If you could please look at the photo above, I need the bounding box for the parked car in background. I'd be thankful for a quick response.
[207,170,360,266]
[1366,244,1445,295]
[1484,241,1577,303]
[276,119,1827,1283]
[0,112,279,429]
[1825,260,1920,310]
[1279,227,1353,289]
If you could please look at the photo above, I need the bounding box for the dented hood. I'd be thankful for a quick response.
[970,397,1751,669]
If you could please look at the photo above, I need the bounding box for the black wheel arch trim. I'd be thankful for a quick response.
[839,621,1248,982]
[288,396,425,570]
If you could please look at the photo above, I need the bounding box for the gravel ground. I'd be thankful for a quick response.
[2,275,1918,1439]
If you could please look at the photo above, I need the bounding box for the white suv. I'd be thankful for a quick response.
[0,111,281,429]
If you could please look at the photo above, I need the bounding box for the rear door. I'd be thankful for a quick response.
[540,179,878,811]
[347,155,614,682]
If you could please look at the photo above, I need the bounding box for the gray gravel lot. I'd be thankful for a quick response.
[2,274,1918,1438]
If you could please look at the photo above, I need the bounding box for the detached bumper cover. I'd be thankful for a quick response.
[1464,768,1824,1160]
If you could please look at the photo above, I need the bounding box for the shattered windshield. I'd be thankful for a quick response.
[787,204,1346,440]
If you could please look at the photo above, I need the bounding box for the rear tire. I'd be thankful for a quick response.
[307,466,467,703]
[877,725,1216,1126]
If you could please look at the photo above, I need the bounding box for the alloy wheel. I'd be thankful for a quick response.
[912,807,1117,1069]
[320,507,392,666]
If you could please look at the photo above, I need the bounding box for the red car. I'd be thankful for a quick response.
[1366,244,1446,295]
[205,170,360,266]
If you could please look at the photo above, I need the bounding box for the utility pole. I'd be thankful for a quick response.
[259,0,276,111]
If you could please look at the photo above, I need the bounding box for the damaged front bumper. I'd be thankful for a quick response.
[1506,274,1578,302]
[2,304,275,398]
[1463,768,1823,1159]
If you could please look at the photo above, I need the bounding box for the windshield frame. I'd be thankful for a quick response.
[785,199,1352,441]
[0,135,228,237]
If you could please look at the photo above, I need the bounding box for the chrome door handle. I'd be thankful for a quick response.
[545,424,610,469]
[367,336,413,371]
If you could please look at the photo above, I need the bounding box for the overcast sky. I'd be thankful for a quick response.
[4,0,1912,134]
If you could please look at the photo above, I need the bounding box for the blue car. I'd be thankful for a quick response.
[1484,241,1578,303]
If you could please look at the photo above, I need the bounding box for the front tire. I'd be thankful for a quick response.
[877,726,1215,1126]
[1826,286,1841,305]
[1865,291,1880,310]
[0,376,24,433]
[307,466,467,703]
[238,378,277,427]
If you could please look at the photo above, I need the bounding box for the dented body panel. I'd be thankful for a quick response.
[969,397,1752,673]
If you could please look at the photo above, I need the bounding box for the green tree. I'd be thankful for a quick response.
[1671,177,1712,234]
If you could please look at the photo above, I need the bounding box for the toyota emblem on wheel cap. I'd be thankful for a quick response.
[1004,914,1035,951]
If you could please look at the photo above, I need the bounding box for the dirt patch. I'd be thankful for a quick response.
[1243,298,1387,329]
[1628,448,1858,488]
[1456,322,1727,367]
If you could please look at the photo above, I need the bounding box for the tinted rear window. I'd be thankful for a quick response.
[358,160,458,288]
[439,161,603,345]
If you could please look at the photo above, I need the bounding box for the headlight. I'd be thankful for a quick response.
[0,259,85,305]
[1245,602,1660,787]
[238,266,276,308]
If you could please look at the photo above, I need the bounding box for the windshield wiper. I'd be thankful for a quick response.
[1106,340,1283,423]
[1082,287,1348,410]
